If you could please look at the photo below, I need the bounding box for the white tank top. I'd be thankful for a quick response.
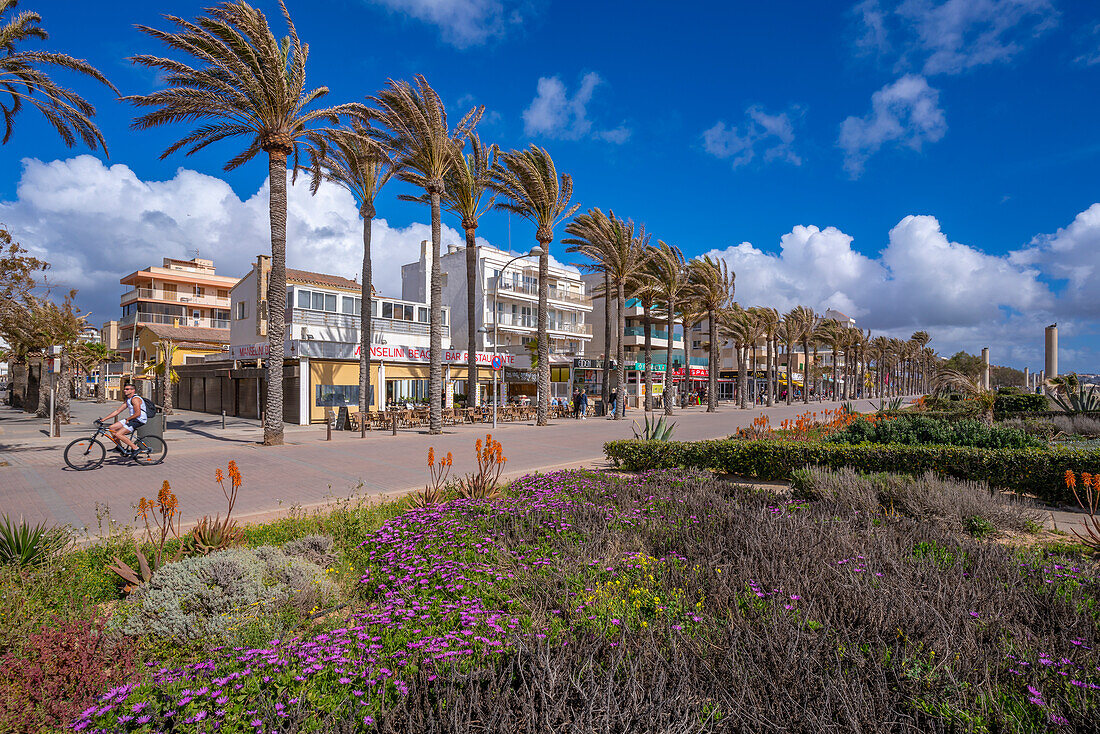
[128,395,148,423]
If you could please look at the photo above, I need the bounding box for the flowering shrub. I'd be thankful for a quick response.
[1063,471,1100,553]
[457,434,507,499]
[411,447,453,507]
[106,481,184,592]
[827,414,1043,449]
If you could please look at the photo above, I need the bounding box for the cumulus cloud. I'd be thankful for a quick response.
[703,106,802,168]
[703,213,1063,365]
[851,0,1058,75]
[1014,202,1100,317]
[0,156,501,326]
[521,72,631,144]
[838,74,946,176]
[367,0,522,47]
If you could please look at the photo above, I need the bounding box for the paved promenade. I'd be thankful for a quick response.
[0,396,878,533]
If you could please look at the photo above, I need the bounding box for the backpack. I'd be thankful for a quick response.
[141,397,159,418]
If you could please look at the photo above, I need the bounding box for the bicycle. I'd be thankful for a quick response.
[63,419,167,470]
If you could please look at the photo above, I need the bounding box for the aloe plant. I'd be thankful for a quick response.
[0,515,68,567]
[1048,382,1100,414]
[632,414,677,441]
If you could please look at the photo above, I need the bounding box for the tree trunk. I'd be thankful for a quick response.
[832,345,839,400]
[57,350,71,423]
[360,209,374,421]
[785,338,794,405]
[37,362,49,417]
[738,343,748,409]
[264,151,288,446]
[642,298,653,412]
[813,344,820,400]
[429,191,443,434]
[802,339,810,404]
[537,244,551,425]
[464,228,478,409]
[602,270,611,415]
[765,336,774,407]
[707,310,717,413]
[97,360,106,403]
[663,297,674,416]
[682,316,691,408]
[615,280,626,419]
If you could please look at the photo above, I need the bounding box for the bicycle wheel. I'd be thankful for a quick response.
[133,436,167,465]
[64,437,105,471]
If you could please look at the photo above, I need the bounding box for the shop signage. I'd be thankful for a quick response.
[671,366,709,378]
[572,358,606,370]
[230,341,530,368]
[630,361,667,372]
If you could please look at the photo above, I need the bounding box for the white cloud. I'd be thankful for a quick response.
[703,214,1060,366]
[521,72,631,144]
[703,106,801,168]
[838,74,946,176]
[0,156,493,325]
[853,0,1058,75]
[367,0,522,48]
[1075,22,1100,66]
[1014,202,1100,317]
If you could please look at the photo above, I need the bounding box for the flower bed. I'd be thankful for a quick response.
[63,468,1100,732]
[604,439,1100,504]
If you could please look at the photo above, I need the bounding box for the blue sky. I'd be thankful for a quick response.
[2,0,1099,371]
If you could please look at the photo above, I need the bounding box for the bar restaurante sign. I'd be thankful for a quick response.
[230,341,530,368]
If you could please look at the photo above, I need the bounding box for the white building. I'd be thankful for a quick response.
[401,241,593,359]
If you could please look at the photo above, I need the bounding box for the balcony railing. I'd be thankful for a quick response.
[121,287,230,308]
[623,326,681,341]
[289,308,448,339]
[490,315,592,335]
[120,313,230,329]
[491,279,590,306]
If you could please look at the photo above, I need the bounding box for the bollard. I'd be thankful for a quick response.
[360,412,366,438]
[221,410,226,430]
[326,409,333,441]
[392,413,398,436]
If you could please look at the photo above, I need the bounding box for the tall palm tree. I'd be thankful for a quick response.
[492,145,579,425]
[564,208,615,412]
[0,0,117,151]
[679,299,706,407]
[143,339,178,414]
[757,307,779,407]
[308,122,396,422]
[719,305,751,409]
[128,0,367,446]
[440,134,496,408]
[629,248,660,411]
[688,256,735,413]
[818,319,843,400]
[785,306,815,404]
[646,241,689,416]
[371,75,482,434]
[911,330,930,393]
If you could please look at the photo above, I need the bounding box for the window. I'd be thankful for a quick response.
[371,300,377,317]
[297,290,311,309]
[194,286,204,296]
[316,384,359,407]
[404,304,414,321]
[382,302,393,319]
[418,307,428,323]
[312,291,325,311]
[236,301,248,320]
[341,296,355,315]
[325,293,337,312]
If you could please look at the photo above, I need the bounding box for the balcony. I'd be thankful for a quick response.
[491,314,591,336]
[490,279,591,307]
[289,308,448,339]
[121,287,230,308]
[623,326,681,341]
[120,313,230,330]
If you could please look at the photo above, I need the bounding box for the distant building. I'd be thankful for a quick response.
[118,256,238,370]
[100,320,119,350]
[78,325,101,344]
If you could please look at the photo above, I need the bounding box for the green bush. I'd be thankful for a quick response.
[827,414,1043,449]
[114,542,336,643]
[604,438,1100,504]
[994,393,1049,414]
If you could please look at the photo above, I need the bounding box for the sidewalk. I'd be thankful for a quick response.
[1,396,880,532]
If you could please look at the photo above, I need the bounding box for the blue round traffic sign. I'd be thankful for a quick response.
[491,356,503,370]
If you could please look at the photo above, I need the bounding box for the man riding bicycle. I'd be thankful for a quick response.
[99,383,147,456]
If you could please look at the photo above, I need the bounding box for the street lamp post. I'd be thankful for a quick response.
[480,246,545,430]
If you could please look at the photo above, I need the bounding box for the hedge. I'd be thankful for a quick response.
[993,393,1049,414]
[603,439,1100,505]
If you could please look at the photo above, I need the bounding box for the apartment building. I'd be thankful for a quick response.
[118,256,238,368]
[401,241,593,358]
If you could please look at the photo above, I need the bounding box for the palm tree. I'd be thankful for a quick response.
[629,248,660,411]
[757,307,779,407]
[143,339,178,414]
[933,366,996,425]
[370,75,481,434]
[911,330,930,393]
[0,0,117,151]
[645,241,689,416]
[128,0,367,446]
[564,209,616,413]
[679,299,706,407]
[81,341,119,403]
[435,134,496,409]
[688,256,735,413]
[817,319,843,400]
[491,146,579,425]
[785,306,815,404]
[308,122,396,423]
[719,305,751,409]
[779,313,799,405]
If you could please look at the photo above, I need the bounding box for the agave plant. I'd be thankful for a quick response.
[632,413,677,441]
[1047,379,1100,414]
[873,397,905,414]
[0,514,68,567]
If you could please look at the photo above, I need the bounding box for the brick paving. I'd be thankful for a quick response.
[0,396,879,532]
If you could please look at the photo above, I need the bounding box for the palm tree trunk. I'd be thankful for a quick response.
[601,270,611,414]
[97,360,107,403]
[264,151,288,446]
[738,343,748,409]
[802,339,810,404]
[537,245,551,425]
[707,310,717,413]
[57,350,71,423]
[429,191,443,434]
[37,362,49,417]
[785,338,794,405]
[765,336,774,407]
[360,208,374,420]
[813,344,821,400]
[464,228,478,409]
[750,340,758,407]
[615,280,626,419]
[663,298,674,416]
[642,298,653,412]
[832,345,839,400]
